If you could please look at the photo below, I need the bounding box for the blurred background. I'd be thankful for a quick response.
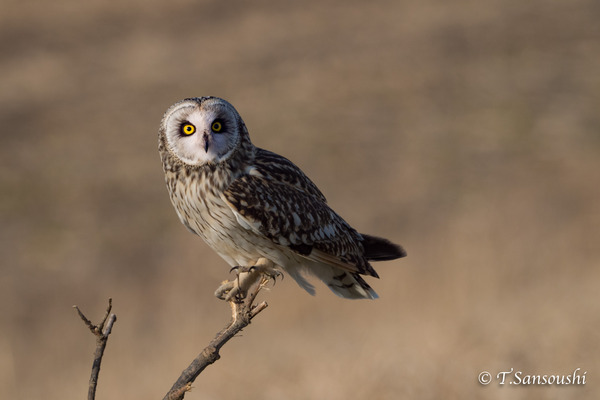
[1,0,599,399]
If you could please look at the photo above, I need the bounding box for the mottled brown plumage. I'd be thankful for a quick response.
[158,96,406,299]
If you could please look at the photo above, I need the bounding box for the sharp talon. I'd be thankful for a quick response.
[271,270,283,285]
[229,266,240,274]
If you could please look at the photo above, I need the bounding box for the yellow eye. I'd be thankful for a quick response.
[181,123,196,135]
[211,121,223,132]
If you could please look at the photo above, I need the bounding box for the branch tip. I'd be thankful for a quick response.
[250,301,268,319]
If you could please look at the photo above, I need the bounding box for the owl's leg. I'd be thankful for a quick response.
[214,258,282,301]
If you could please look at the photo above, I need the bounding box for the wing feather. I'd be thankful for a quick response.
[221,149,378,277]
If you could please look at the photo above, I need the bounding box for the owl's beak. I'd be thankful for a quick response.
[203,133,210,152]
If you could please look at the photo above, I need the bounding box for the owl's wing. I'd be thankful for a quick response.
[221,149,378,277]
[251,148,327,202]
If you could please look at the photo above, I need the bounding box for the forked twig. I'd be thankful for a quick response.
[74,275,268,400]
[74,298,117,400]
[163,276,270,400]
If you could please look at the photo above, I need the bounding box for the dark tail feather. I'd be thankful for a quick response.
[361,234,407,261]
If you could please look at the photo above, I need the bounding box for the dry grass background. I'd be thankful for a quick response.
[1,0,599,399]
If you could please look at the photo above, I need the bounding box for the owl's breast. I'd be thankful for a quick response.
[167,171,272,267]
[169,174,232,236]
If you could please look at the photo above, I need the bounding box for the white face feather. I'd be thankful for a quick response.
[162,98,241,165]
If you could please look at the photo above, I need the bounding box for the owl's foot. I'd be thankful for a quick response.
[215,266,261,302]
[214,259,281,302]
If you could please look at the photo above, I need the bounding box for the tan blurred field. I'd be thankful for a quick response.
[1,1,599,399]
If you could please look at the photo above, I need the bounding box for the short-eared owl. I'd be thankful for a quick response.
[158,97,406,300]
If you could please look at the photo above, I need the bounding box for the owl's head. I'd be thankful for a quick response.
[159,97,250,166]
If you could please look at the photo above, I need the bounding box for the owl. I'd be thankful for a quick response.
[158,96,406,300]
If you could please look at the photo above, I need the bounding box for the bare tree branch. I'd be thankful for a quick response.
[163,276,270,400]
[74,298,117,400]
[74,273,269,400]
